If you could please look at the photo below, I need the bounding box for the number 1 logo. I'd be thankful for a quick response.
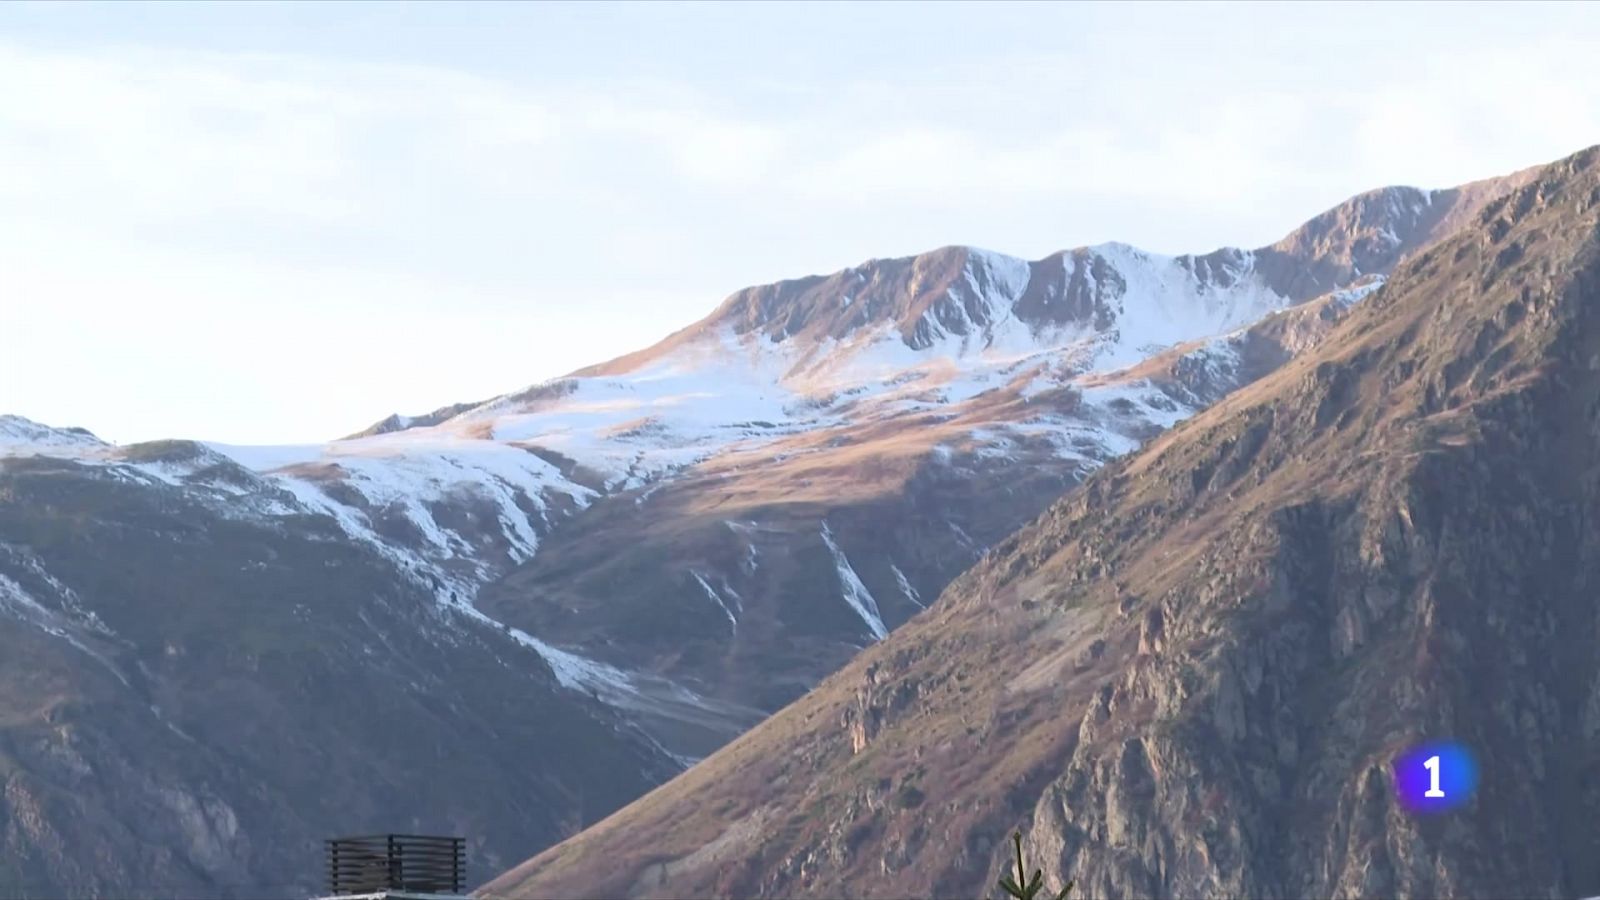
[1394,742,1476,813]
[1423,755,1444,798]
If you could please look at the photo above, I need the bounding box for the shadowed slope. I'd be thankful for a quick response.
[0,454,677,899]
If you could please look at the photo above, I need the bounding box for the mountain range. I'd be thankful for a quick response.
[0,149,1569,898]
[485,146,1600,898]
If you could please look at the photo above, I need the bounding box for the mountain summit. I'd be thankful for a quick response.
[569,170,1536,383]
[483,147,1600,899]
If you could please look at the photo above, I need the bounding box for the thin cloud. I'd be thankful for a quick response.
[2,23,1597,444]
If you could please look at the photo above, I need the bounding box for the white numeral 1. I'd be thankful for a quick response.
[1424,755,1445,797]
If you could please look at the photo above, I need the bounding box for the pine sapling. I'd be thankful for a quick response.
[996,830,1073,900]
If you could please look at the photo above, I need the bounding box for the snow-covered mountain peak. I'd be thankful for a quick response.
[0,415,107,457]
[318,172,1535,513]
[6,169,1532,666]
[590,238,1288,389]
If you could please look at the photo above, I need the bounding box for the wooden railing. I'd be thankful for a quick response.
[325,834,465,896]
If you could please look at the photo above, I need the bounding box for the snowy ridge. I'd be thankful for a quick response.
[1088,242,1286,367]
[471,328,820,490]
[157,236,1315,553]
[0,416,108,457]
[289,239,1301,502]
[1,232,1395,723]
[209,434,604,582]
[983,275,1388,470]
[0,417,656,704]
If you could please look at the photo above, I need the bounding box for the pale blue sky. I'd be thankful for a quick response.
[3,1,1597,444]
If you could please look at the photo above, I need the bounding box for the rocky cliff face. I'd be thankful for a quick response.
[482,146,1600,900]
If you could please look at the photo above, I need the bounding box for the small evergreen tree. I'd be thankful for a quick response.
[996,830,1073,900]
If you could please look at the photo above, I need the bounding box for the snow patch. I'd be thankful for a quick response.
[691,570,739,634]
[890,563,925,610]
[819,522,888,640]
[0,570,129,687]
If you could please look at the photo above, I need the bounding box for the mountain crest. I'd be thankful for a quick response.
[554,173,1535,397]
[0,415,106,456]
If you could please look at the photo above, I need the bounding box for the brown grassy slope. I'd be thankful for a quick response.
[475,383,1094,717]
[482,145,1600,900]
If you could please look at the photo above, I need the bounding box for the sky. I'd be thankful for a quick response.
[2,1,1598,445]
